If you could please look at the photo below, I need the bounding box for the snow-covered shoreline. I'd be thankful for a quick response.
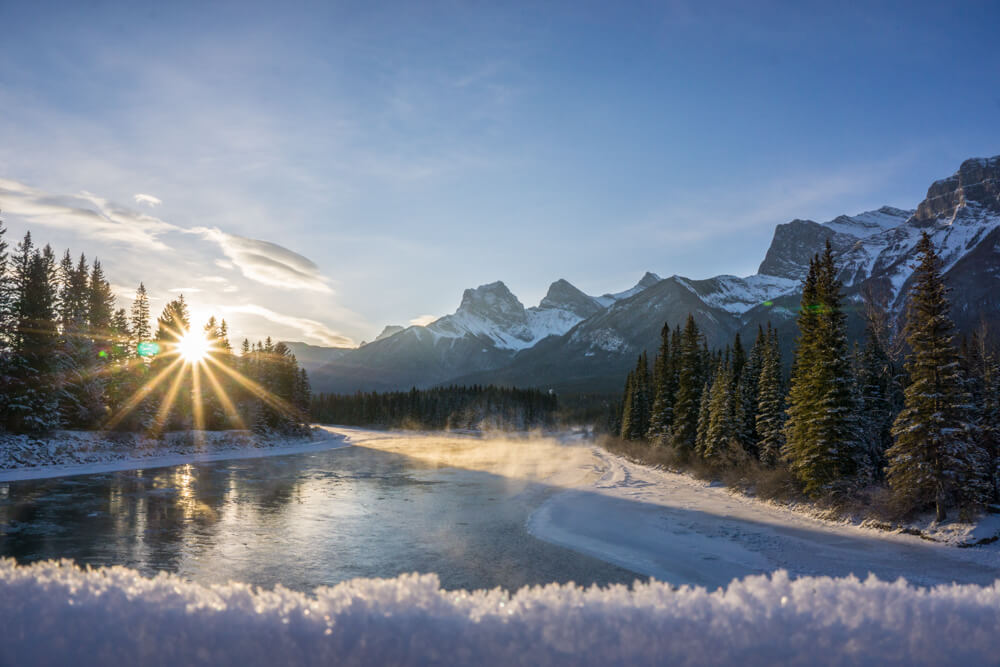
[527,446,1000,588]
[0,426,352,482]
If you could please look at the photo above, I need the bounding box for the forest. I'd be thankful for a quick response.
[0,220,311,436]
[311,385,558,430]
[611,234,1000,520]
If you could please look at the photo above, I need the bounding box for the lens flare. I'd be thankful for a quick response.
[177,331,210,363]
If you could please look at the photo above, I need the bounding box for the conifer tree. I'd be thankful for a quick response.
[735,326,766,456]
[130,283,152,346]
[888,233,987,520]
[647,323,677,442]
[6,235,62,432]
[701,360,740,463]
[783,242,865,497]
[671,314,705,455]
[620,354,651,440]
[694,380,711,455]
[756,325,785,466]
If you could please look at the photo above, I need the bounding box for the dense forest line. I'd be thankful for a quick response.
[0,220,311,436]
[311,385,558,430]
[611,234,1000,521]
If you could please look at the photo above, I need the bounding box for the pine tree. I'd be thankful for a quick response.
[694,380,711,455]
[756,325,785,466]
[620,354,651,440]
[671,314,705,455]
[130,283,152,346]
[735,326,766,456]
[783,242,865,497]
[647,323,677,442]
[6,236,62,432]
[701,359,740,463]
[888,233,988,520]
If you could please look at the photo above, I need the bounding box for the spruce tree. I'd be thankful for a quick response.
[783,242,865,497]
[887,233,987,520]
[701,360,740,463]
[735,326,766,456]
[6,236,62,432]
[756,325,785,466]
[671,314,704,455]
[647,323,677,443]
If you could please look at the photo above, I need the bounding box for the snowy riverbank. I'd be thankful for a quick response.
[3,558,1000,666]
[527,446,1000,588]
[0,426,351,482]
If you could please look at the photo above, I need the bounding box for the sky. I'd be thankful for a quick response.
[1,0,998,347]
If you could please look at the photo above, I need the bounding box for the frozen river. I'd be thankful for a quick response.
[0,429,635,591]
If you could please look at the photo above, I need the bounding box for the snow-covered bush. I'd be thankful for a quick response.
[2,559,999,666]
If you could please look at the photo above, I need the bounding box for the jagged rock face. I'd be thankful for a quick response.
[756,220,854,281]
[538,279,603,319]
[455,281,527,324]
[374,325,405,342]
[915,157,1000,222]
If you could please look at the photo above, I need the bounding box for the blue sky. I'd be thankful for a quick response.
[1,1,998,346]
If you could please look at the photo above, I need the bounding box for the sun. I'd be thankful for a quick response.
[176,330,210,363]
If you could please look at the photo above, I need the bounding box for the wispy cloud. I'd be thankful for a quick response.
[409,314,437,326]
[133,193,162,207]
[193,227,333,293]
[224,304,353,347]
[0,178,177,250]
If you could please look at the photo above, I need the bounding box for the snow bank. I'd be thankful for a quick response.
[3,559,1000,666]
[0,428,347,481]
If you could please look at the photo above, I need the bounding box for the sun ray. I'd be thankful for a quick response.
[200,362,246,430]
[191,361,206,445]
[204,355,304,421]
[150,363,189,436]
[103,356,185,431]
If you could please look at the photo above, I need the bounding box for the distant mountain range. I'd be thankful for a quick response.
[300,155,1000,395]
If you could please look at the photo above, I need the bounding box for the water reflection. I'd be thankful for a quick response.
[0,445,637,591]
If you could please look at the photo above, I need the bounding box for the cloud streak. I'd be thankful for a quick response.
[133,193,162,207]
[0,178,178,250]
[194,227,333,293]
[224,304,353,347]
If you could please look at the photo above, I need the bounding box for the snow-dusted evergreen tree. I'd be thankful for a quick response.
[6,234,62,432]
[671,314,705,455]
[783,241,865,497]
[856,315,895,479]
[701,359,740,463]
[620,353,651,440]
[57,252,104,428]
[756,325,785,466]
[647,323,678,443]
[735,326,766,457]
[0,218,15,410]
[130,283,152,346]
[887,232,988,520]
[694,379,711,455]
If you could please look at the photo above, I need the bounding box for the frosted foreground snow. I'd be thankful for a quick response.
[2,560,1000,666]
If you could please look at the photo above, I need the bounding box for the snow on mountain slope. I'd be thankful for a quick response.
[594,272,662,307]
[835,157,1000,304]
[426,278,616,351]
[678,273,800,315]
[822,206,912,237]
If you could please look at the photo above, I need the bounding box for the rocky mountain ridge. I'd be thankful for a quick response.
[310,155,1000,394]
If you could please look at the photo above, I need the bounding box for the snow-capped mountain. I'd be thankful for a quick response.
[311,155,1000,395]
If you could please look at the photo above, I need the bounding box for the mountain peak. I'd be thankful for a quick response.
[637,271,662,287]
[374,325,404,342]
[457,281,525,319]
[915,154,1000,222]
[538,279,603,319]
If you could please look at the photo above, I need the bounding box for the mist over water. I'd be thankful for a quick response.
[0,432,637,591]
